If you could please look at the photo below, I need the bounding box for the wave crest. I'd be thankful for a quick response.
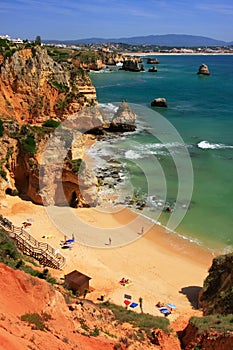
[197,140,233,150]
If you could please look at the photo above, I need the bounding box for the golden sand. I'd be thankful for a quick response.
[1,195,214,320]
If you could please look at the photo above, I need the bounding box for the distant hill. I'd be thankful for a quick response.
[45,34,232,47]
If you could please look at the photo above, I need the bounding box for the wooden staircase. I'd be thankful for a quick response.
[0,216,65,269]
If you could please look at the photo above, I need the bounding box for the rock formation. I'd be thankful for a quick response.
[121,59,143,72]
[148,65,158,72]
[66,106,109,134]
[72,50,140,71]
[109,101,137,132]
[180,316,233,350]
[147,58,160,64]
[151,97,168,107]
[0,117,99,207]
[197,63,210,75]
[0,46,97,123]
[198,252,233,315]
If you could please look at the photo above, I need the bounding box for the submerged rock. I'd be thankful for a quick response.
[197,63,210,75]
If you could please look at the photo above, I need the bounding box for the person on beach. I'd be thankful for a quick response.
[109,237,112,245]
[141,227,144,234]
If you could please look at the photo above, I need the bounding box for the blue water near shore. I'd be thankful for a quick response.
[89,55,233,252]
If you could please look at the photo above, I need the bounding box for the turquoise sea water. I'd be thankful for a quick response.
[89,55,233,252]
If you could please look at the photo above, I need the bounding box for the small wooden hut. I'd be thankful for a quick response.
[64,270,91,296]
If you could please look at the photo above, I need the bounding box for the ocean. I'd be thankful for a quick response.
[88,55,233,253]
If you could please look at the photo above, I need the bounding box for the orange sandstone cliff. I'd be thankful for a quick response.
[0,46,97,123]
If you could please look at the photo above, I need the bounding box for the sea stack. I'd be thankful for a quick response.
[147,58,160,64]
[197,64,210,76]
[148,65,158,72]
[109,101,136,132]
[151,98,168,108]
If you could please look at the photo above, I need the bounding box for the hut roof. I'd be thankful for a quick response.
[65,270,91,285]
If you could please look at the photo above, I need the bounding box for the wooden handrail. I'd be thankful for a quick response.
[0,216,65,269]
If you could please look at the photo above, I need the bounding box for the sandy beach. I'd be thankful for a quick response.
[0,194,214,320]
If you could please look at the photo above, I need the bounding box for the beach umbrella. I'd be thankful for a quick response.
[158,307,171,316]
[167,303,176,309]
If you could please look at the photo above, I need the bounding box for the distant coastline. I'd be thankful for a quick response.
[126,52,233,57]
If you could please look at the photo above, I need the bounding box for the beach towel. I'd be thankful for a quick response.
[130,302,138,308]
[124,300,131,306]
[124,294,132,300]
[119,280,133,287]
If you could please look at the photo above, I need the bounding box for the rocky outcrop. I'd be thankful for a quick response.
[197,63,210,75]
[180,316,233,350]
[151,97,168,107]
[109,101,136,132]
[147,58,160,64]
[198,252,233,315]
[121,59,144,72]
[0,46,97,123]
[99,51,125,66]
[66,106,109,134]
[0,120,98,207]
[148,65,158,72]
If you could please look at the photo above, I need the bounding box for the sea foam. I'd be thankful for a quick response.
[197,140,233,150]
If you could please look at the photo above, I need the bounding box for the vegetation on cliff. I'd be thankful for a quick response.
[199,252,233,316]
[190,314,233,333]
[99,301,170,337]
[0,226,57,284]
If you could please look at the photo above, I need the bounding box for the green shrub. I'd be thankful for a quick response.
[71,159,84,173]
[190,314,233,334]
[90,325,100,337]
[49,80,69,93]
[21,312,51,331]
[0,119,4,137]
[79,318,89,332]
[75,50,100,64]
[21,265,58,284]
[42,119,61,128]
[0,168,7,181]
[99,301,169,336]
[56,98,67,110]
[0,231,19,261]
[22,135,36,154]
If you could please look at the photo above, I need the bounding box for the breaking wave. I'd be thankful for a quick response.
[197,140,233,150]
[125,142,191,159]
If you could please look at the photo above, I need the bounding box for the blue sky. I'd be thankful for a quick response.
[0,0,233,41]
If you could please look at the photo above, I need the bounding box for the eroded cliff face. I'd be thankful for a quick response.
[0,46,97,123]
[0,46,100,206]
[0,263,180,350]
[180,318,233,350]
[0,122,98,207]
